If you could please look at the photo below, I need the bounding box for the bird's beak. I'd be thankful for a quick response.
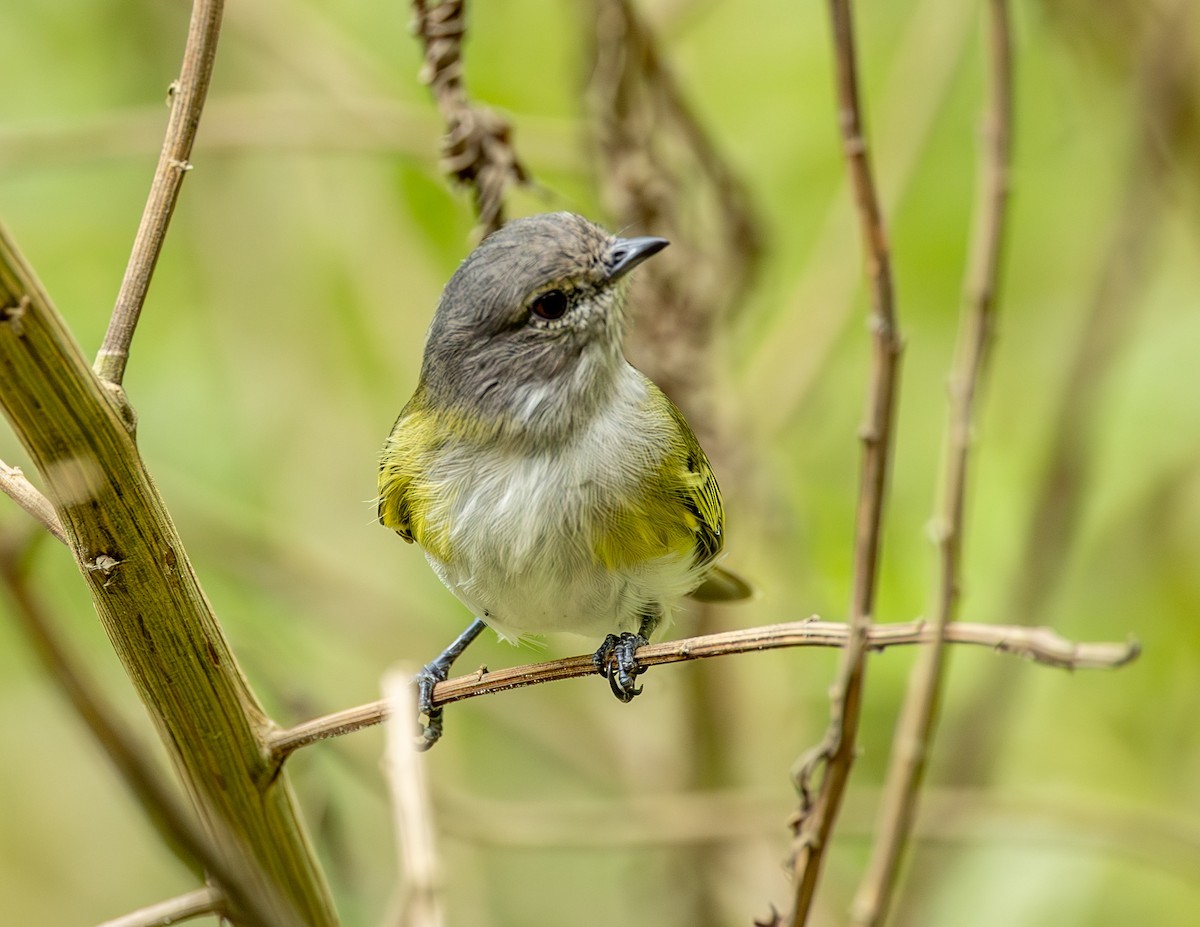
[605,236,669,281]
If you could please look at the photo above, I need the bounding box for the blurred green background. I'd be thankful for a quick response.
[1,1,1197,925]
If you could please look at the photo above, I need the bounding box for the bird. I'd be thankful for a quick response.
[378,211,749,748]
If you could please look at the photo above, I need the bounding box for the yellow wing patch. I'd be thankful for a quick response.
[593,388,726,573]
[377,413,419,543]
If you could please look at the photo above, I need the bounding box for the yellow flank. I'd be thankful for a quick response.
[592,441,723,570]
[377,404,465,562]
[378,384,726,575]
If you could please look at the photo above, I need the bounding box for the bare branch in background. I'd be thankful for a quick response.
[411,0,527,235]
[382,668,445,927]
[268,619,1137,761]
[587,0,761,418]
[95,0,225,388]
[0,459,65,543]
[939,0,1198,791]
[786,0,903,922]
[95,887,224,927]
[851,2,1014,923]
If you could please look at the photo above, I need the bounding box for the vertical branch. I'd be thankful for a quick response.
[411,0,527,236]
[0,543,285,927]
[1,225,339,927]
[786,1,902,924]
[382,669,445,927]
[850,2,1013,924]
[934,0,1196,794]
[95,0,224,387]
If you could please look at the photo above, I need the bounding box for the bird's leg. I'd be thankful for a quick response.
[415,617,486,750]
[591,611,660,703]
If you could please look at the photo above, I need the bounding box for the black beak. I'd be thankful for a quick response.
[605,236,669,281]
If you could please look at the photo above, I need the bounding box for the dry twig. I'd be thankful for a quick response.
[850,3,1014,923]
[267,619,1137,760]
[0,459,65,543]
[95,0,224,388]
[786,1,902,923]
[95,887,223,927]
[382,668,445,927]
[411,0,527,235]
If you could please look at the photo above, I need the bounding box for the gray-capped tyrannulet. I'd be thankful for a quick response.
[378,212,748,748]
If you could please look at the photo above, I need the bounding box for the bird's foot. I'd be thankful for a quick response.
[412,617,487,751]
[592,632,648,703]
[414,659,450,751]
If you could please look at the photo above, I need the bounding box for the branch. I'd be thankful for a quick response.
[0,221,336,926]
[0,543,269,927]
[851,3,1014,923]
[0,458,66,543]
[96,887,223,927]
[411,0,527,236]
[267,620,1138,761]
[94,0,224,386]
[787,1,903,922]
[939,0,1193,793]
[382,668,445,927]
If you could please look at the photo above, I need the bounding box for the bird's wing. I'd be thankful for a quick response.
[377,409,423,544]
[675,440,725,566]
[663,394,754,603]
[657,391,727,566]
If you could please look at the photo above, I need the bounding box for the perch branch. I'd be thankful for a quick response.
[267,620,1137,761]
[410,0,527,235]
[851,3,1014,923]
[95,0,225,387]
[95,887,224,927]
[787,1,903,923]
[0,459,66,543]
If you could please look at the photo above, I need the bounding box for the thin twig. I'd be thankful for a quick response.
[744,0,976,432]
[382,667,445,927]
[95,886,224,927]
[267,619,1137,761]
[410,0,527,236]
[0,543,278,927]
[95,0,225,386]
[786,1,903,922]
[938,0,1193,793]
[0,458,66,543]
[850,3,1014,924]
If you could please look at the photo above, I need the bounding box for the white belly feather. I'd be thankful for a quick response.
[422,374,702,642]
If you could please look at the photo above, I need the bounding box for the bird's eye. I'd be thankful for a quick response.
[531,289,568,321]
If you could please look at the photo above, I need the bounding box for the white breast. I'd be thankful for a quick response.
[421,369,701,642]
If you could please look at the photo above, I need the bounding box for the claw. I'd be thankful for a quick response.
[413,617,487,750]
[592,632,648,703]
[414,661,448,751]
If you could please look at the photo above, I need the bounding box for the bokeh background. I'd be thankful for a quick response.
[1,1,1197,925]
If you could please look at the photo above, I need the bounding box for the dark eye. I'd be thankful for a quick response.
[531,289,568,320]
